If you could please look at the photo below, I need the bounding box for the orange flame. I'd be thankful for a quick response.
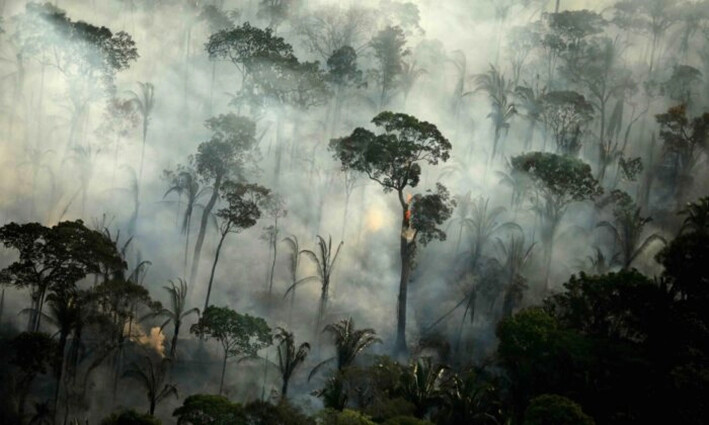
[405,193,413,222]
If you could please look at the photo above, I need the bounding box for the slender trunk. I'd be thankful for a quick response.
[204,231,227,312]
[281,375,289,400]
[395,196,412,357]
[149,398,156,416]
[555,0,560,13]
[171,321,181,359]
[268,218,278,295]
[219,352,228,395]
[53,331,68,424]
[191,174,222,284]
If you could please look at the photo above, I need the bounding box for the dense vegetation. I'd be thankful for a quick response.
[0,1,708,424]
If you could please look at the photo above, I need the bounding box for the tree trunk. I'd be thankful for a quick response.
[555,0,560,13]
[219,352,228,395]
[204,231,227,312]
[171,321,181,359]
[149,398,156,416]
[281,376,289,400]
[190,174,222,285]
[268,218,278,295]
[395,198,413,357]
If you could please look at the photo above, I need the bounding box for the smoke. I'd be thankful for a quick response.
[0,0,706,418]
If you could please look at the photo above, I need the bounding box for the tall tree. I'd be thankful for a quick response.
[190,306,272,395]
[189,114,258,286]
[370,26,409,110]
[540,91,594,156]
[0,220,125,332]
[204,181,270,312]
[286,235,343,337]
[596,191,666,269]
[475,65,517,161]
[309,318,381,380]
[330,112,454,355]
[261,194,287,296]
[129,82,156,233]
[273,327,310,400]
[144,279,199,359]
[122,356,178,416]
[511,152,602,287]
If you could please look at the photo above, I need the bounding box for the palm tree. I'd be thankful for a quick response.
[400,60,427,106]
[273,328,310,400]
[447,191,474,254]
[597,197,666,269]
[129,82,155,187]
[285,235,344,336]
[475,65,517,161]
[467,197,522,268]
[163,167,208,277]
[441,370,502,425]
[145,279,199,359]
[496,235,535,318]
[400,357,449,418]
[514,80,546,150]
[122,355,177,415]
[309,318,381,380]
[679,196,709,234]
[282,235,306,321]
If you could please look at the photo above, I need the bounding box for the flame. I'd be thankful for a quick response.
[405,193,413,222]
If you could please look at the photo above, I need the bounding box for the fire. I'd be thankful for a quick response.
[405,193,413,222]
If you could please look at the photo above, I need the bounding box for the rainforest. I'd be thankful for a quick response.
[0,0,708,424]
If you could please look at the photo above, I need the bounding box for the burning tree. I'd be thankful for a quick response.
[330,111,454,355]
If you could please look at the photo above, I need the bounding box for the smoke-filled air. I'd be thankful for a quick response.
[1,0,709,424]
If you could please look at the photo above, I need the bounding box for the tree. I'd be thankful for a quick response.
[189,114,258,285]
[282,235,305,321]
[370,26,409,110]
[310,318,381,380]
[613,0,678,76]
[436,370,503,425]
[560,37,635,179]
[678,195,709,235]
[204,181,270,312]
[173,394,244,425]
[101,409,162,425]
[273,328,310,399]
[330,111,454,355]
[261,194,287,296]
[146,279,199,359]
[523,394,594,425]
[596,191,666,269]
[286,235,343,336]
[163,166,207,277]
[655,105,709,208]
[129,81,156,234]
[540,91,593,156]
[123,356,178,416]
[399,357,448,418]
[475,65,517,161]
[10,332,57,423]
[190,306,272,394]
[496,308,590,422]
[0,220,125,332]
[205,22,295,97]
[511,152,602,287]
[327,45,363,137]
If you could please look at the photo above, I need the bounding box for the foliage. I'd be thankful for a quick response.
[101,409,162,425]
[173,394,244,425]
[523,394,594,425]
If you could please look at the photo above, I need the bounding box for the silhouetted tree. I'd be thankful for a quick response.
[123,355,178,416]
[330,112,454,355]
[191,306,272,395]
[145,279,199,359]
[273,327,310,399]
[189,114,258,285]
[204,181,269,312]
